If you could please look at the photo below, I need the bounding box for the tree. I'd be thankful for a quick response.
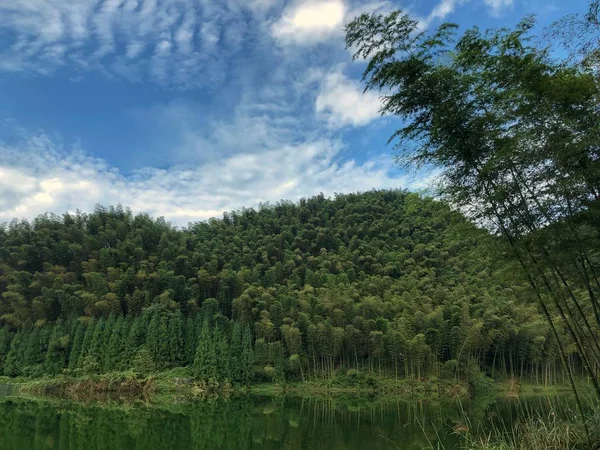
[0,189,578,387]
[68,321,86,371]
[76,319,96,369]
[0,328,12,374]
[183,316,198,366]
[132,346,156,376]
[193,320,216,381]
[229,322,243,383]
[3,331,25,377]
[240,325,255,384]
[105,316,127,372]
[550,0,600,68]
[146,309,170,369]
[345,7,600,428]
[167,311,184,368]
[213,325,230,381]
[87,317,109,371]
[44,320,68,375]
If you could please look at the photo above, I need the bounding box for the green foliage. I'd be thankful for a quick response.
[67,321,85,371]
[229,322,243,383]
[193,320,216,381]
[81,355,99,375]
[3,331,25,377]
[0,191,573,384]
[0,327,12,374]
[346,8,600,404]
[132,346,156,376]
[105,316,127,371]
[44,321,68,375]
[466,362,494,397]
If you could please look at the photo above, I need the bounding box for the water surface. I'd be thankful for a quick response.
[0,393,574,449]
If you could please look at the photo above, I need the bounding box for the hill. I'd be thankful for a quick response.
[0,190,558,384]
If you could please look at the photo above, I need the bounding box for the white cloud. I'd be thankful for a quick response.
[0,0,261,87]
[315,69,381,128]
[271,0,346,45]
[417,0,467,30]
[0,132,437,226]
[484,0,514,17]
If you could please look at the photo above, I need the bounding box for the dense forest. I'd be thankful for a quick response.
[0,190,570,384]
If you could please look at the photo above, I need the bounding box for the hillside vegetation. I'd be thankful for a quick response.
[0,191,564,385]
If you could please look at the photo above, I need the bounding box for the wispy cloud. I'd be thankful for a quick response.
[484,0,514,17]
[315,68,382,128]
[0,132,437,226]
[0,0,491,86]
[417,0,467,30]
[0,0,259,87]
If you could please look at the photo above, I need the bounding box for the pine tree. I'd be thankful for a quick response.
[146,309,170,369]
[241,325,255,384]
[183,316,198,366]
[86,318,107,374]
[0,328,12,374]
[229,322,243,383]
[124,316,147,370]
[22,327,41,370]
[168,311,184,367]
[214,325,230,381]
[132,346,156,376]
[105,316,126,372]
[76,319,95,370]
[23,327,52,377]
[44,321,68,375]
[3,331,25,377]
[193,319,216,381]
[67,321,85,371]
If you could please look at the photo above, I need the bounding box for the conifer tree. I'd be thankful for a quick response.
[229,322,243,383]
[0,328,12,374]
[241,325,255,384]
[23,327,51,376]
[105,316,127,372]
[146,309,170,369]
[67,321,86,371]
[124,316,146,370]
[168,311,184,367]
[132,346,156,376]
[76,319,95,369]
[22,327,42,370]
[183,316,198,366]
[193,319,216,381]
[3,331,25,377]
[44,320,68,375]
[87,318,107,372]
[214,325,230,381]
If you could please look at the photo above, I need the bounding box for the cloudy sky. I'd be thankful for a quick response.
[0,0,586,226]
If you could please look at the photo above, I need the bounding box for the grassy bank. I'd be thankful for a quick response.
[2,370,474,401]
[1,370,581,406]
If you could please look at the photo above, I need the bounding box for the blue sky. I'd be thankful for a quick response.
[0,0,589,225]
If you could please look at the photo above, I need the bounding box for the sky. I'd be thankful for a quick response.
[0,0,589,226]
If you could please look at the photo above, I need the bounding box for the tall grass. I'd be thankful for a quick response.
[426,389,600,450]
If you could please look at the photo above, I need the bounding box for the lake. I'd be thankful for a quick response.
[0,392,576,449]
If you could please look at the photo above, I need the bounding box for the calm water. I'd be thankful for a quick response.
[0,392,576,450]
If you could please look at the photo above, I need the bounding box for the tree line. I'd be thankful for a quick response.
[0,190,578,383]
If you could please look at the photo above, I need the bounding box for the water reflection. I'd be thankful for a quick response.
[0,394,575,450]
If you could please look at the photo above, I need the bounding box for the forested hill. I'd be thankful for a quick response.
[0,190,556,382]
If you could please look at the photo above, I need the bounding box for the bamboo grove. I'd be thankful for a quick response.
[0,191,584,384]
[345,7,600,404]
